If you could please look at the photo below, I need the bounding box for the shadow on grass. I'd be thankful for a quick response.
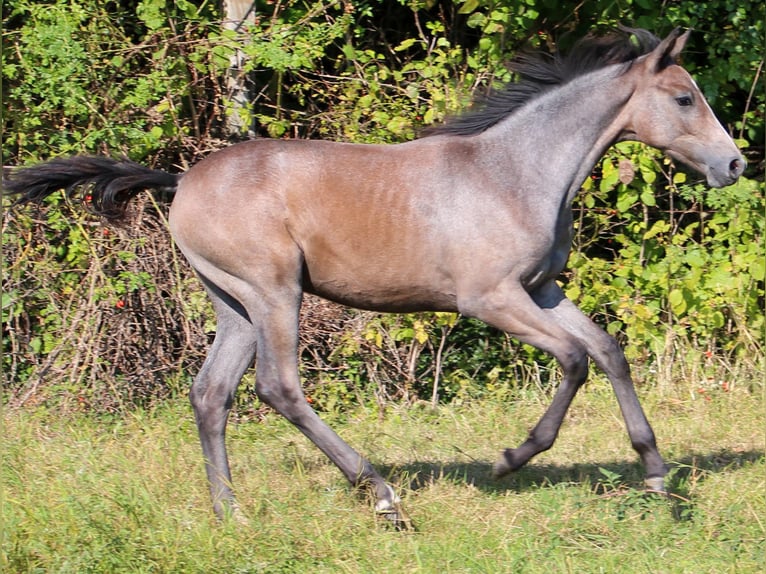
[379,448,764,520]
[383,448,764,492]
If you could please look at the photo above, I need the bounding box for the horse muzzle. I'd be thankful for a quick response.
[668,146,746,189]
[705,154,746,188]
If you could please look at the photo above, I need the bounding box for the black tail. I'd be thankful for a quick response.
[3,156,180,221]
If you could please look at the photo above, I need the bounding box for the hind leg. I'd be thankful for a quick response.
[190,281,257,519]
[247,286,411,528]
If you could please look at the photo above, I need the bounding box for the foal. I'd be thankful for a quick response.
[6,28,744,527]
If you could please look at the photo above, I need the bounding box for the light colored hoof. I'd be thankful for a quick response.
[217,500,249,525]
[376,502,414,531]
[492,461,509,479]
[645,476,666,493]
[228,501,249,526]
[375,485,414,531]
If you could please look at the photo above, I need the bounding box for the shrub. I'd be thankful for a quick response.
[2,0,763,411]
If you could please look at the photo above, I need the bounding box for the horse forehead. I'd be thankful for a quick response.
[654,65,699,93]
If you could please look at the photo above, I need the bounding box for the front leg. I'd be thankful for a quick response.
[462,279,666,490]
[528,282,667,489]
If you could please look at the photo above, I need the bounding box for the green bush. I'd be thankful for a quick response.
[2,0,763,411]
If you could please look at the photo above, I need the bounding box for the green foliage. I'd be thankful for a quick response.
[2,0,222,164]
[2,195,208,411]
[566,143,764,365]
[2,0,764,411]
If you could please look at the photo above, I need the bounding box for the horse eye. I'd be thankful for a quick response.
[676,95,693,107]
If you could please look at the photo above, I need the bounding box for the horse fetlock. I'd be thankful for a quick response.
[373,483,401,511]
[644,476,666,493]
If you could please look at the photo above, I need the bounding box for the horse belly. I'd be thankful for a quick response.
[299,232,457,313]
[306,281,457,313]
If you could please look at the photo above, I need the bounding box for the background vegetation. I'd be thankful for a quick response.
[2,0,764,412]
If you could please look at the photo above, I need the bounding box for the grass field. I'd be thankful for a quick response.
[2,377,764,573]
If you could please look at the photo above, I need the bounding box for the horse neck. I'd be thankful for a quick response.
[478,64,637,208]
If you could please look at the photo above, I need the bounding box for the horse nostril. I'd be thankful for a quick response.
[729,157,746,178]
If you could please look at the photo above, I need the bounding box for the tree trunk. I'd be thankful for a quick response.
[222,1,257,137]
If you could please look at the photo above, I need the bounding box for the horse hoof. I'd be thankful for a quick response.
[492,448,519,479]
[217,500,249,525]
[376,502,415,531]
[375,485,414,531]
[644,476,666,493]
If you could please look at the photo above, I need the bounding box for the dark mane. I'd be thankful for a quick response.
[422,27,661,137]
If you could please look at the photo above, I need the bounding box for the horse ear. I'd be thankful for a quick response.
[647,28,692,72]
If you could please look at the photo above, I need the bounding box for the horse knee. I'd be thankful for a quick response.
[254,376,278,407]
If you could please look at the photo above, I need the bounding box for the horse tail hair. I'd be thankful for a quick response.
[3,156,180,222]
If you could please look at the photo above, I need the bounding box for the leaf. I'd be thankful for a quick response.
[710,310,725,329]
[643,220,669,240]
[393,327,414,342]
[155,99,171,113]
[458,0,480,14]
[395,38,417,52]
[638,154,658,183]
[750,259,765,281]
[684,249,706,269]
[668,289,687,315]
[600,159,620,192]
[606,321,623,336]
[434,312,458,328]
[598,467,622,484]
[565,283,581,301]
[640,186,656,206]
[640,165,657,184]
[1,291,13,310]
[413,320,429,344]
[341,43,356,60]
[616,189,638,213]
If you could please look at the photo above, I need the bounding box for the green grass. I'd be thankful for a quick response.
[2,379,764,573]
